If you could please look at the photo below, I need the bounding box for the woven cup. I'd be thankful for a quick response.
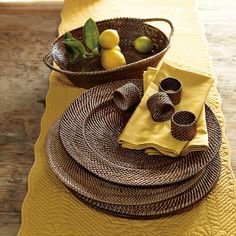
[112,82,142,111]
[147,92,175,122]
[171,111,197,141]
[159,77,182,105]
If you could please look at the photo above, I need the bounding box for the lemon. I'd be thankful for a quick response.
[112,45,121,51]
[99,29,120,49]
[101,45,121,54]
[101,49,126,70]
[134,36,153,54]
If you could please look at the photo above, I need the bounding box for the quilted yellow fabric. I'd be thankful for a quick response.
[18,0,236,235]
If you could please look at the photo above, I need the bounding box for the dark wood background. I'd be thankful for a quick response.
[0,1,235,235]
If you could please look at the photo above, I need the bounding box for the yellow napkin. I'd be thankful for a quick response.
[144,66,208,156]
[118,60,213,157]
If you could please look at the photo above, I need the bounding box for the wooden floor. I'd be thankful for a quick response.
[0,1,235,235]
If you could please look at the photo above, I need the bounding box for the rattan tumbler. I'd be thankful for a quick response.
[159,77,182,105]
[171,111,197,141]
[147,92,175,122]
[113,82,142,111]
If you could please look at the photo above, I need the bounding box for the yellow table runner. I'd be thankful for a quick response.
[18,0,236,235]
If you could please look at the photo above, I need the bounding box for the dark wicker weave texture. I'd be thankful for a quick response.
[147,92,175,122]
[46,119,220,218]
[45,120,221,218]
[171,111,197,141]
[43,17,173,88]
[76,153,220,219]
[46,120,204,205]
[59,79,222,187]
[113,82,142,111]
[159,77,182,105]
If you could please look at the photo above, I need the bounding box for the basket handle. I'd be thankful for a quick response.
[141,18,174,41]
[43,52,77,75]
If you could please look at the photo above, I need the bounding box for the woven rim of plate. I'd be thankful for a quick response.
[72,154,220,218]
[46,120,205,205]
[45,121,221,218]
[76,194,198,219]
[59,79,221,187]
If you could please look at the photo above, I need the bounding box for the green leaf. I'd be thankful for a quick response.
[69,51,79,64]
[63,32,76,54]
[64,32,73,40]
[63,37,87,64]
[70,54,81,64]
[84,47,100,59]
[83,18,99,50]
[63,39,86,55]
[91,47,99,56]
[69,50,86,64]
[62,21,100,65]
[64,42,78,55]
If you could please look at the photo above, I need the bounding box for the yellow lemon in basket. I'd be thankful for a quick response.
[134,36,153,54]
[101,45,121,54]
[112,45,121,51]
[101,49,126,70]
[99,29,120,49]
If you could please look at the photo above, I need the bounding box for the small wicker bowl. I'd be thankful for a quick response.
[43,17,174,89]
[171,111,197,141]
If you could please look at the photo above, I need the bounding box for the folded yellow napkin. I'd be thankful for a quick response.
[118,60,213,157]
[144,67,208,156]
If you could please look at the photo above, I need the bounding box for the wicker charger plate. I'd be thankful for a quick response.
[75,151,220,219]
[45,121,221,218]
[60,80,221,186]
[76,151,220,219]
[46,120,204,205]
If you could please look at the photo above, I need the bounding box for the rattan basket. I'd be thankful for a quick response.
[43,17,174,88]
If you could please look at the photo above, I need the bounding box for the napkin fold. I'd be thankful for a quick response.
[118,60,213,157]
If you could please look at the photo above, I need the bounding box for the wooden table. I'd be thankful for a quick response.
[0,1,235,235]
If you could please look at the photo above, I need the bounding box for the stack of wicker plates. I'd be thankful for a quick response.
[45,79,222,219]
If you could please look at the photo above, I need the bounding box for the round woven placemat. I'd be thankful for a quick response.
[74,154,220,219]
[46,120,204,205]
[60,79,221,186]
[76,151,220,218]
[45,121,221,218]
